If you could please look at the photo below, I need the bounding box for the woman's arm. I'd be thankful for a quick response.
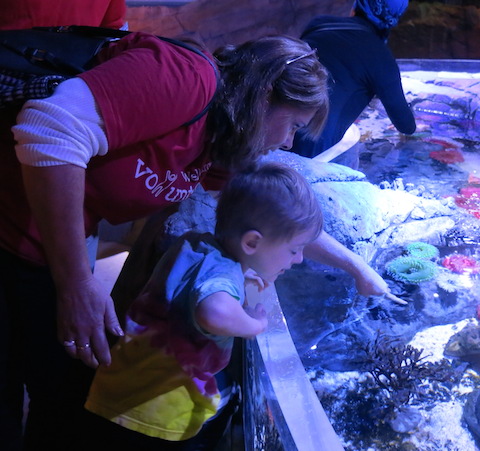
[21,164,123,368]
[196,292,267,339]
[14,79,121,368]
[376,56,416,135]
[305,230,389,297]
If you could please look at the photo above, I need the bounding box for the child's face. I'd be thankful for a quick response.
[249,229,315,283]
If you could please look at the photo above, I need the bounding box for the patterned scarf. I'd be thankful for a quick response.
[354,0,409,30]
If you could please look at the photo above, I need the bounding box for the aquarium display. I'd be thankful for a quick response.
[126,59,480,449]
[273,59,480,450]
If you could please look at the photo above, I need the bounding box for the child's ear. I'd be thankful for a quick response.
[241,230,263,255]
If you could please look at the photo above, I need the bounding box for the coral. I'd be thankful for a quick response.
[442,253,480,274]
[386,256,437,284]
[406,241,439,260]
[429,149,464,164]
[364,333,458,410]
[454,186,480,219]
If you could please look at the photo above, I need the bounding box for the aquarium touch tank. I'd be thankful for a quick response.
[271,59,480,451]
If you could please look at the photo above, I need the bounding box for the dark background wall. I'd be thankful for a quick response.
[125,0,480,59]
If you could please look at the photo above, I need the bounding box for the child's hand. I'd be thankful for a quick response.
[244,268,269,292]
[245,303,268,334]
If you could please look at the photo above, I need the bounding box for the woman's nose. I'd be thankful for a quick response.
[279,131,295,150]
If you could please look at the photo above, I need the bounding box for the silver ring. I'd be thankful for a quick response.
[76,343,91,351]
[63,340,76,347]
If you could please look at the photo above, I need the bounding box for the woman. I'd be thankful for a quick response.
[0,32,386,449]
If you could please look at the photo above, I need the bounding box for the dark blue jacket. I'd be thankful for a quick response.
[292,15,416,158]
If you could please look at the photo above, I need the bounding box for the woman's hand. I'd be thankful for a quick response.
[352,261,408,305]
[56,273,124,368]
[21,164,124,368]
[352,263,389,297]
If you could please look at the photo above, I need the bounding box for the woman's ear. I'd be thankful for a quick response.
[241,230,263,255]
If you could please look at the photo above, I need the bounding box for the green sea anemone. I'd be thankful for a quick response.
[405,242,439,260]
[386,256,437,284]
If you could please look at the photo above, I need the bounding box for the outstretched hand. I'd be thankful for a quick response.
[56,273,124,368]
[353,262,389,297]
[354,265,408,305]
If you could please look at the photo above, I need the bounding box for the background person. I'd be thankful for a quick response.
[0,0,126,30]
[290,0,416,168]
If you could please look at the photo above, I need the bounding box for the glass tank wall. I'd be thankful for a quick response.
[246,59,480,450]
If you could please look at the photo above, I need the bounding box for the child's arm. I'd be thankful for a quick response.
[196,292,267,339]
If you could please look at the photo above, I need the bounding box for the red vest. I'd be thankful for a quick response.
[0,32,217,265]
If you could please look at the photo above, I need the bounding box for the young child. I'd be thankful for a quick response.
[84,162,323,447]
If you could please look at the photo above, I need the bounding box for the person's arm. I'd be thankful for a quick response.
[21,164,123,368]
[376,54,416,135]
[196,292,267,339]
[305,230,389,297]
[14,79,122,368]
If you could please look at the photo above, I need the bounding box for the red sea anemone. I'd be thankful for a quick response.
[454,187,480,219]
[442,254,480,274]
[429,149,465,164]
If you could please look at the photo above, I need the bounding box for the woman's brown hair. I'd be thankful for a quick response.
[207,35,329,170]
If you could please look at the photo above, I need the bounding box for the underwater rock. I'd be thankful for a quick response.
[442,253,480,274]
[261,150,366,183]
[444,322,480,368]
[388,406,422,433]
[392,178,405,191]
[257,150,456,261]
[463,389,480,444]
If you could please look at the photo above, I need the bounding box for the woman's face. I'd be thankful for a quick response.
[262,105,316,154]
